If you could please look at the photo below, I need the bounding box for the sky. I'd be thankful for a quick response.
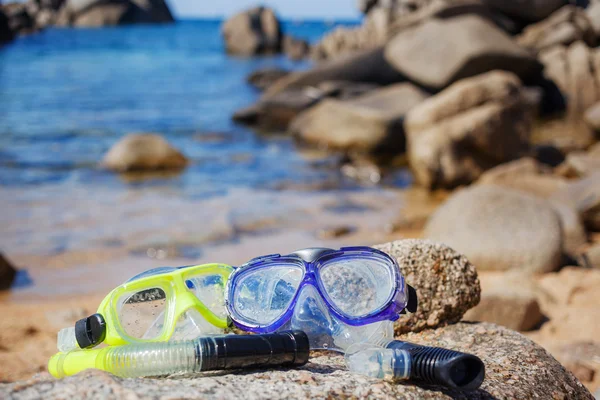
[169,0,360,20]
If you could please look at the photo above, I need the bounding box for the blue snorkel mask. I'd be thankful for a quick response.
[226,246,417,352]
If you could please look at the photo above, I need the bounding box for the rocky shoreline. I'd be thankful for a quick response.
[2,0,600,398]
[0,0,173,42]
[223,0,600,393]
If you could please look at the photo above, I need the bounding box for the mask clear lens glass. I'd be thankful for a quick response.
[319,257,394,318]
[118,287,167,340]
[184,273,227,319]
[233,264,303,326]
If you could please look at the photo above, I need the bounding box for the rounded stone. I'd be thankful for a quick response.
[374,239,481,334]
[424,184,563,273]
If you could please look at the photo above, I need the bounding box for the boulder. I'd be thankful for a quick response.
[553,342,600,387]
[131,0,173,22]
[539,41,600,117]
[0,253,17,290]
[477,157,566,198]
[586,1,600,37]
[556,147,600,178]
[235,81,381,130]
[424,185,563,273]
[551,172,600,231]
[264,47,403,99]
[517,6,596,52]
[102,133,188,172]
[221,6,282,56]
[56,0,173,27]
[405,71,533,189]
[315,81,380,100]
[0,10,14,44]
[1,322,592,399]
[233,87,323,130]
[475,158,587,256]
[577,243,600,268]
[289,83,429,153]
[463,272,544,331]
[246,68,290,91]
[3,2,36,35]
[315,0,495,60]
[374,239,480,334]
[384,15,542,90]
[530,268,600,365]
[283,35,309,60]
[584,101,600,131]
[480,0,566,22]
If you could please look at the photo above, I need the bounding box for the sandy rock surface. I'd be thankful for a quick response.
[0,322,592,399]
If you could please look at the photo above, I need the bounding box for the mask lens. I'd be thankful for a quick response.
[233,264,303,326]
[184,273,227,319]
[118,287,167,339]
[319,257,394,318]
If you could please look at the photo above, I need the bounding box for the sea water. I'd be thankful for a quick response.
[0,20,415,296]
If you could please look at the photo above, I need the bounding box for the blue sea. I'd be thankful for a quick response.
[0,19,381,192]
[0,20,417,297]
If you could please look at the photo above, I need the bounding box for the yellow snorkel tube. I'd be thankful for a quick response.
[49,331,310,378]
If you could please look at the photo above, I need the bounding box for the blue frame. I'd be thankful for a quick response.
[226,246,408,334]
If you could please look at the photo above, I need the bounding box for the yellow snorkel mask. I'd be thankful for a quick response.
[55,263,233,352]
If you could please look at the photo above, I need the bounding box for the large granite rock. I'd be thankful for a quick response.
[384,14,542,90]
[375,239,480,334]
[405,71,533,189]
[0,253,17,290]
[463,272,543,331]
[0,10,14,44]
[221,6,282,56]
[289,83,429,153]
[517,6,596,53]
[552,172,600,231]
[2,2,37,35]
[264,47,403,98]
[283,35,309,60]
[587,1,600,38]
[0,322,592,399]
[584,101,600,131]
[476,157,566,197]
[424,185,564,273]
[246,67,290,91]
[539,41,600,117]
[55,0,173,27]
[480,0,566,22]
[315,0,494,60]
[102,133,188,172]
[556,142,600,178]
[476,158,587,256]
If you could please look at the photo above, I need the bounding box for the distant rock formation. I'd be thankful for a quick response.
[221,6,310,59]
[0,0,174,42]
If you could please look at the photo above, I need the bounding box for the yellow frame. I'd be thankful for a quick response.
[98,263,233,346]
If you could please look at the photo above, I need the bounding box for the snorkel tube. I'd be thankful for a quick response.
[346,341,485,391]
[49,330,309,378]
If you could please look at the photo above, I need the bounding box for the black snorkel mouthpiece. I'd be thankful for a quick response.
[386,341,485,391]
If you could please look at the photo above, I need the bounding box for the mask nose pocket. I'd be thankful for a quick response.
[290,285,338,350]
[171,308,222,340]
